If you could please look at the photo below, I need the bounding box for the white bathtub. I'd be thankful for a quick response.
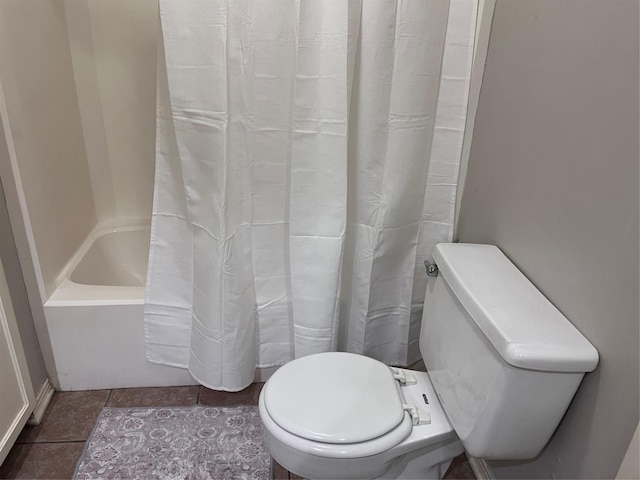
[70,228,149,288]
[44,223,196,391]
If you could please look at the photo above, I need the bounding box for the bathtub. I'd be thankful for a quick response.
[44,223,196,391]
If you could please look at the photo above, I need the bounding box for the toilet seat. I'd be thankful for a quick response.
[259,394,414,458]
[261,352,415,458]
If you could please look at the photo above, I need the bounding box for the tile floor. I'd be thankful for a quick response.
[0,384,475,480]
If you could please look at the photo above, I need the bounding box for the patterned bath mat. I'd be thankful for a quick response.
[74,405,270,480]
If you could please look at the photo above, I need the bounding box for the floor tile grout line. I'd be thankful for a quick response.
[15,440,87,445]
[104,388,114,407]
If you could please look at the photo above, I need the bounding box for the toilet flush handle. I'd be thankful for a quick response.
[424,260,439,277]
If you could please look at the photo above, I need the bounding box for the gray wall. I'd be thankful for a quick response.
[457,1,639,478]
[0,116,48,393]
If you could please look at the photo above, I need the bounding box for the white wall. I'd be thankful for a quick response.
[0,0,158,297]
[0,0,97,299]
[457,1,639,478]
[66,0,158,223]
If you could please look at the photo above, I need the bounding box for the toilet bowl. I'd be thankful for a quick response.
[259,353,463,479]
[259,244,599,479]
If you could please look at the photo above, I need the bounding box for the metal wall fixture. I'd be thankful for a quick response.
[424,260,439,277]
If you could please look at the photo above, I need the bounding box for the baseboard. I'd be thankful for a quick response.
[466,454,495,480]
[27,378,55,425]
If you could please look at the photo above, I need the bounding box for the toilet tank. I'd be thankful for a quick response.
[420,244,598,460]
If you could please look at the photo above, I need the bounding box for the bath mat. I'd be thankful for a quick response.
[73,405,270,480]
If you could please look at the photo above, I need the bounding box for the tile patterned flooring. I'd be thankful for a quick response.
[0,384,475,479]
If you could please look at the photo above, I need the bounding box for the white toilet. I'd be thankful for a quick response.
[258,244,599,479]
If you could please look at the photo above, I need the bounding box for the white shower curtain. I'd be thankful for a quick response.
[145,0,477,391]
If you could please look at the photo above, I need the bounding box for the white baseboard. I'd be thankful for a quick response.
[466,454,495,480]
[27,378,55,425]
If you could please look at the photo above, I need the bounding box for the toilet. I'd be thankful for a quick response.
[258,244,599,479]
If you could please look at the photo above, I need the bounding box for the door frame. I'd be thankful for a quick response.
[0,254,35,465]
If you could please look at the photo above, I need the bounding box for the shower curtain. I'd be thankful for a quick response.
[145,0,477,391]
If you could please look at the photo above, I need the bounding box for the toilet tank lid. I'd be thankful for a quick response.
[433,244,599,373]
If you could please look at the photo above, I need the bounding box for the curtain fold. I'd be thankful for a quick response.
[145,0,478,391]
[289,0,350,357]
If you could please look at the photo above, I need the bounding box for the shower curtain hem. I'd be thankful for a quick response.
[145,355,289,391]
